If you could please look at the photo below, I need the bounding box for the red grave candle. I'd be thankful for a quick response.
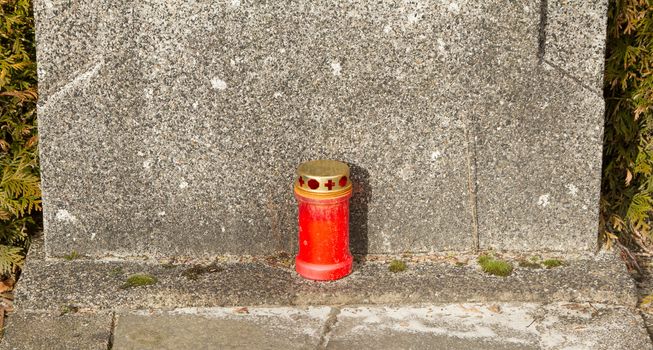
[294,160,353,280]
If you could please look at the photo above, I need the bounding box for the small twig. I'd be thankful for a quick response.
[588,302,598,312]
[0,307,5,331]
[616,240,643,275]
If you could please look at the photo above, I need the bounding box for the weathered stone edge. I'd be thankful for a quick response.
[14,238,638,311]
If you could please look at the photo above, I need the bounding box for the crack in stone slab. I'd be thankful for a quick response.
[107,311,116,350]
[542,59,603,97]
[538,0,548,63]
[318,307,341,349]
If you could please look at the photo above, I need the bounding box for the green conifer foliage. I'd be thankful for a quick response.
[602,0,653,250]
[0,0,39,275]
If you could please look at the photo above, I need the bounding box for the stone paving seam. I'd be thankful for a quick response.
[107,311,116,350]
[537,0,548,62]
[317,307,341,349]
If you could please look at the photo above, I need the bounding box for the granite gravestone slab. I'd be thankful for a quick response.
[34,0,607,258]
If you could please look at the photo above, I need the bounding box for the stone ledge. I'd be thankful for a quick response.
[14,239,637,311]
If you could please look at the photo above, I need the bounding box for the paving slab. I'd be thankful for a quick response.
[0,311,113,350]
[24,304,644,350]
[112,307,331,350]
[325,303,652,350]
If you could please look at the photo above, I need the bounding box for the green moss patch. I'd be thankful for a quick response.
[182,263,223,280]
[59,305,79,316]
[477,254,513,277]
[63,250,80,261]
[388,260,407,273]
[542,259,564,268]
[121,274,158,289]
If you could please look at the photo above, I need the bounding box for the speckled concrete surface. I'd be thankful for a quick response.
[0,312,113,350]
[3,304,650,350]
[326,303,652,350]
[13,238,637,311]
[112,308,330,350]
[34,0,608,258]
[474,65,604,252]
[544,0,609,90]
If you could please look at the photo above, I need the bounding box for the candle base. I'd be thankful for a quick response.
[295,256,353,281]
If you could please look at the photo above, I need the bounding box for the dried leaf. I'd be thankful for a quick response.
[234,307,249,314]
[0,277,15,293]
[0,298,14,313]
[563,303,586,311]
[24,135,38,149]
[0,140,9,152]
[0,88,37,102]
[487,305,502,314]
[458,304,482,313]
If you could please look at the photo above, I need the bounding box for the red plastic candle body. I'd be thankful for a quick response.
[294,160,353,281]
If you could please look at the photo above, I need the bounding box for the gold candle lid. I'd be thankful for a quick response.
[295,160,352,194]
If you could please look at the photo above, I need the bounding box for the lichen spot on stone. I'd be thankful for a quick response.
[407,13,420,24]
[447,2,460,14]
[211,77,227,90]
[437,38,447,56]
[566,184,579,197]
[331,61,342,76]
[56,209,77,222]
[537,194,550,208]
